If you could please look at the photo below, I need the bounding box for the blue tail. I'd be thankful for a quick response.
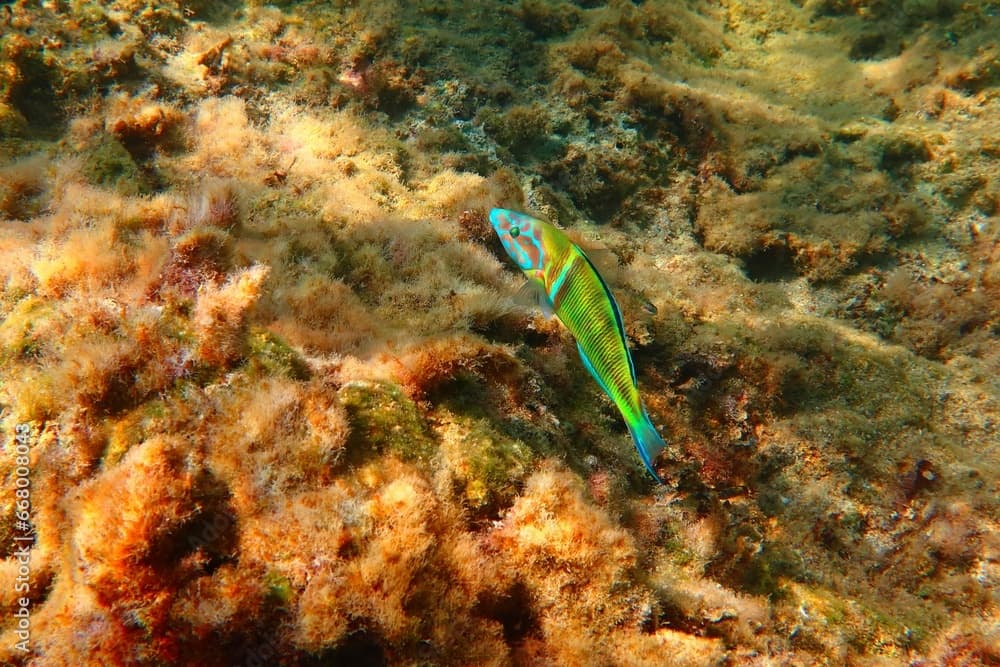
[627,409,666,484]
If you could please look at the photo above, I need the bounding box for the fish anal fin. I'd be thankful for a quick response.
[577,341,613,400]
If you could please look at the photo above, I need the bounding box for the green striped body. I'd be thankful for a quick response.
[489,208,665,482]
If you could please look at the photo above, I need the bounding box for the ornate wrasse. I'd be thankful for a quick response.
[489,208,666,483]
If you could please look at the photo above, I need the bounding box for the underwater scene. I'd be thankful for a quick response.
[1,0,998,665]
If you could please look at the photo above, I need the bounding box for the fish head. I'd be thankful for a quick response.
[489,208,546,273]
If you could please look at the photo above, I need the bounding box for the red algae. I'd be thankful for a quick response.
[0,1,998,665]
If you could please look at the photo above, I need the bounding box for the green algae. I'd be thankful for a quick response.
[787,582,931,657]
[432,407,535,513]
[738,540,805,598]
[246,328,310,381]
[338,380,436,465]
[477,103,556,160]
[79,131,154,196]
[656,521,699,569]
[0,296,51,362]
[102,398,176,467]
[264,570,295,606]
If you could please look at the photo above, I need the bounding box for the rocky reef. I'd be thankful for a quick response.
[0,0,998,665]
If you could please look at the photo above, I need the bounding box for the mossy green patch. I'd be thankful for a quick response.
[658,522,698,568]
[517,0,582,38]
[79,132,155,196]
[0,295,52,362]
[433,407,535,513]
[264,570,295,605]
[103,398,173,466]
[414,123,472,154]
[246,328,310,381]
[477,103,556,159]
[739,540,804,597]
[787,582,926,657]
[338,380,436,465]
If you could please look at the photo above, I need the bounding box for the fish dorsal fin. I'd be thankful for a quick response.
[581,248,623,285]
[515,280,555,319]
[563,229,623,286]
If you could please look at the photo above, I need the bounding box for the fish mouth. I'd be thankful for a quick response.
[489,208,512,233]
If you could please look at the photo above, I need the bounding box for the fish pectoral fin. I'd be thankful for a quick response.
[515,280,555,319]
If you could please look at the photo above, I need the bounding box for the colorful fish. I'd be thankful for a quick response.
[489,208,666,483]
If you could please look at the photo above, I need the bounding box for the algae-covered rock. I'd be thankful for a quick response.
[246,328,310,381]
[338,380,436,465]
[0,295,51,362]
[79,131,155,196]
[433,407,535,514]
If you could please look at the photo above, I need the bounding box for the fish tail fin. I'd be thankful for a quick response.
[627,409,666,484]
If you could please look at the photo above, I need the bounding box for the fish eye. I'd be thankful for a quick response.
[510,226,520,238]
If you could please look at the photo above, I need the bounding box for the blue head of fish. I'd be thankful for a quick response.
[489,208,543,272]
